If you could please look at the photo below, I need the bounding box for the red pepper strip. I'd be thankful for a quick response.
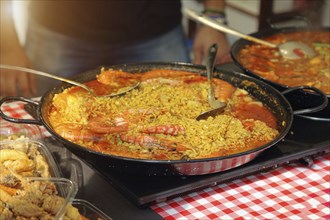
[293,48,306,58]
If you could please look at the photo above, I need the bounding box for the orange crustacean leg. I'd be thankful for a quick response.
[141,124,185,136]
[213,78,236,102]
[120,134,189,152]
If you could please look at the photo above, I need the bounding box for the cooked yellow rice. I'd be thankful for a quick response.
[49,76,279,160]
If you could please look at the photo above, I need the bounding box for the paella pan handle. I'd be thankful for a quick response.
[0,96,43,125]
[266,15,312,29]
[281,86,328,115]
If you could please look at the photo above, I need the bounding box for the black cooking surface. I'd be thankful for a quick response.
[88,64,330,207]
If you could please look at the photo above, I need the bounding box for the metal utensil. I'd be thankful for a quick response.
[185,8,316,59]
[0,65,140,97]
[196,44,227,121]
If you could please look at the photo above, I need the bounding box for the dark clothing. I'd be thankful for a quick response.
[30,0,182,44]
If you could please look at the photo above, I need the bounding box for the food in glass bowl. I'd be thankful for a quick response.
[0,139,62,178]
[0,177,77,219]
[0,140,99,219]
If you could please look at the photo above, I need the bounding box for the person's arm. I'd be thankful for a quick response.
[0,0,35,97]
[192,0,231,65]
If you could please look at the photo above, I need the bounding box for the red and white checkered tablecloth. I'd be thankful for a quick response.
[1,100,330,219]
[152,155,330,219]
[0,100,51,138]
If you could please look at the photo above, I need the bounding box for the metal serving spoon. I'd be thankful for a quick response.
[185,8,316,59]
[196,44,227,121]
[0,64,140,97]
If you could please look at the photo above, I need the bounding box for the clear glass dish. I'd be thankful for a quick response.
[0,139,62,178]
[72,199,112,220]
[0,120,42,141]
[0,177,78,219]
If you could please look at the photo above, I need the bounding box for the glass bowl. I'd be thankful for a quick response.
[72,199,112,220]
[0,177,78,219]
[0,120,42,141]
[0,139,62,178]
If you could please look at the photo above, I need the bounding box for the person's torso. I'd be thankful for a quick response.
[30,0,182,43]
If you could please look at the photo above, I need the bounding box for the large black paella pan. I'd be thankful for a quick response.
[0,63,327,175]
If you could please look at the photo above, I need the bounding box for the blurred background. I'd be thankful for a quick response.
[182,0,330,45]
[12,0,330,50]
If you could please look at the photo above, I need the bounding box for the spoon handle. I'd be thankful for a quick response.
[0,64,93,93]
[206,44,217,82]
[206,44,218,107]
[185,8,277,48]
